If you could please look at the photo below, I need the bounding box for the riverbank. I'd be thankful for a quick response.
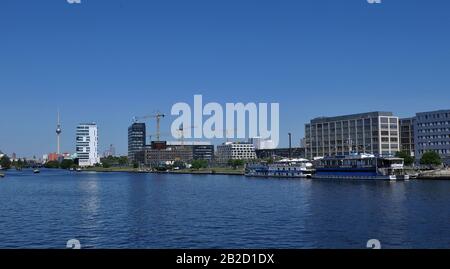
[84,167,141,173]
[62,166,450,180]
[82,166,244,175]
[166,167,244,175]
[418,169,450,180]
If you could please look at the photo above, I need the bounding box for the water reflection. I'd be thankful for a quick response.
[3,170,450,248]
[304,180,410,248]
[126,173,151,246]
[78,174,100,216]
[77,173,101,246]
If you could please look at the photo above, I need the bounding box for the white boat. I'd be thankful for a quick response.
[245,158,314,178]
[313,153,409,181]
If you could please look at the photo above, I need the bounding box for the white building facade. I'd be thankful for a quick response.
[250,137,275,150]
[305,112,400,159]
[76,123,100,167]
[216,142,257,163]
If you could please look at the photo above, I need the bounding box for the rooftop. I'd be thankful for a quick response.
[167,141,212,146]
[78,122,97,126]
[416,109,450,115]
[310,111,394,124]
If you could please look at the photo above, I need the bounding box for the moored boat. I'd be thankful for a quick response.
[33,169,40,174]
[0,173,5,178]
[245,158,314,178]
[313,153,409,181]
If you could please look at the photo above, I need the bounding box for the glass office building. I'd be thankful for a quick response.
[128,123,146,164]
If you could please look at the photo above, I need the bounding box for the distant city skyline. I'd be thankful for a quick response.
[1,0,450,157]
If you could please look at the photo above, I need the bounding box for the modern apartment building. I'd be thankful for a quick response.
[76,123,100,167]
[304,112,400,159]
[216,142,257,163]
[414,109,450,165]
[400,117,415,156]
[128,122,146,164]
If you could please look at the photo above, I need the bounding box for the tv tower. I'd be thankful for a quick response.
[56,110,62,155]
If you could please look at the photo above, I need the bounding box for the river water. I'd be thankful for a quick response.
[1,169,450,249]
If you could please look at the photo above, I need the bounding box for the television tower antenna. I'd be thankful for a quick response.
[56,109,62,155]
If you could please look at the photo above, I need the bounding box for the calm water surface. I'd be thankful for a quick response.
[1,169,450,249]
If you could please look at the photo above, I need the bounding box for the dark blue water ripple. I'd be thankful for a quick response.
[1,169,450,249]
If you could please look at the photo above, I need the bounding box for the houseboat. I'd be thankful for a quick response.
[245,158,314,178]
[313,153,409,181]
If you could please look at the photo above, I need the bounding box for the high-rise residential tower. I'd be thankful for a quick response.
[76,123,100,167]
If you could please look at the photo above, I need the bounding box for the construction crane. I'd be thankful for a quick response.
[176,124,198,146]
[172,126,235,144]
[133,112,166,141]
[149,125,197,146]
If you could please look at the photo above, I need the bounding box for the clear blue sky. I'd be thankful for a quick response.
[1,0,450,158]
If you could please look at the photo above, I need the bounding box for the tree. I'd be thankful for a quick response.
[44,160,60,169]
[0,155,12,170]
[191,159,208,170]
[228,159,245,169]
[60,159,74,169]
[395,151,414,166]
[102,161,111,168]
[100,156,129,167]
[173,161,186,169]
[420,151,442,167]
[118,156,128,166]
[17,159,23,168]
